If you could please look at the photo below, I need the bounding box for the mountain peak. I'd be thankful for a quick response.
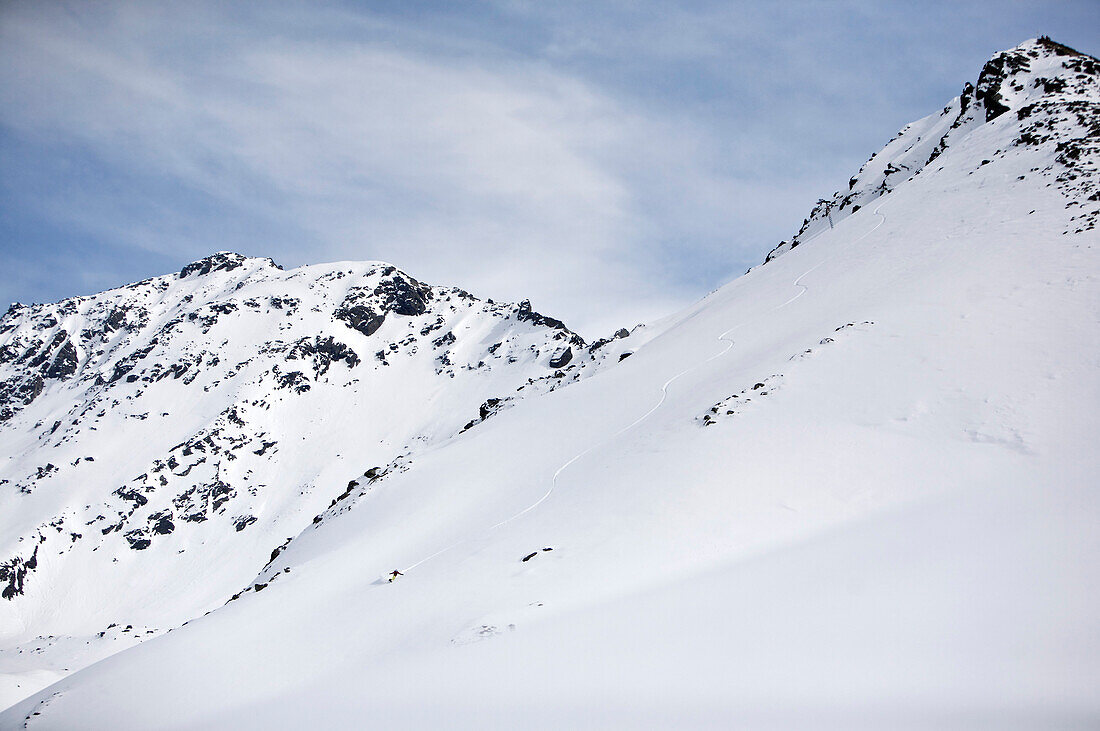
[1021,36,1092,60]
[973,36,1098,122]
[0,244,620,639]
[178,252,280,279]
[762,36,1099,264]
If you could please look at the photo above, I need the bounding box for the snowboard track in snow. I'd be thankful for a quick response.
[401,201,889,574]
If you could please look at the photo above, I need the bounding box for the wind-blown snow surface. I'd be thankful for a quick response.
[3,38,1100,728]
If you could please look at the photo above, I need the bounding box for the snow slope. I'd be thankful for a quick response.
[2,37,1099,728]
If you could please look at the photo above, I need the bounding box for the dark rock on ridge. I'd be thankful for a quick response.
[516,300,585,348]
[549,347,573,368]
[178,252,279,279]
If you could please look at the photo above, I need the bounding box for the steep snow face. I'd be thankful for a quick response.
[0,252,642,702]
[3,38,1100,726]
[764,37,1099,262]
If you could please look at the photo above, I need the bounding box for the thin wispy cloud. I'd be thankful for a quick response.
[1,1,1096,334]
[3,2,697,332]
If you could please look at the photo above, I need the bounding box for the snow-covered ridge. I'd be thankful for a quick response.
[763,37,1099,263]
[0,252,637,647]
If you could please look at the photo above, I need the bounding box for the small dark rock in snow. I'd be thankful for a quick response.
[233,515,257,532]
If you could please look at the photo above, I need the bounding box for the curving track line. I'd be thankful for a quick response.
[401,200,889,574]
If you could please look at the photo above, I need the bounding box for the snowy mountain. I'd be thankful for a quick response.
[0,253,640,704]
[2,37,1099,728]
[764,35,1098,263]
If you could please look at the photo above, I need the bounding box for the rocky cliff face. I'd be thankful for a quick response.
[763,37,1099,264]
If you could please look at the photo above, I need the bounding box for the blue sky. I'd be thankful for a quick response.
[1,1,1097,335]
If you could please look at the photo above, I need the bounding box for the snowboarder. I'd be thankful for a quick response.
[388,570,403,582]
